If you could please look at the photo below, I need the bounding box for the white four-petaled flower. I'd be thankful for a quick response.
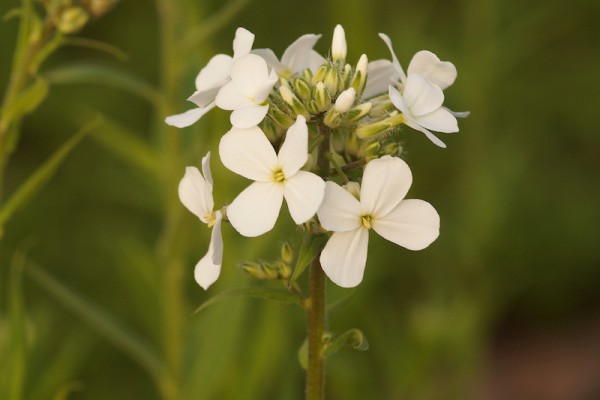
[219,115,325,237]
[215,53,279,129]
[178,152,224,289]
[317,156,440,288]
[166,28,255,128]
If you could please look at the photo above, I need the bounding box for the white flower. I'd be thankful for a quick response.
[215,53,278,129]
[178,152,224,290]
[389,77,458,148]
[317,156,439,288]
[166,27,255,128]
[219,115,325,237]
[253,34,325,78]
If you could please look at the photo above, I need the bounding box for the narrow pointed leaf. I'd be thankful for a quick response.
[289,233,327,284]
[194,287,303,314]
[6,254,27,400]
[1,77,48,127]
[323,328,369,358]
[327,288,358,314]
[25,261,164,381]
[62,37,128,61]
[45,64,162,108]
[0,117,101,226]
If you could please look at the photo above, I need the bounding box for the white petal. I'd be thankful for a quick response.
[320,228,369,288]
[188,88,220,108]
[378,33,406,83]
[308,50,326,73]
[281,34,322,74]
[360,156,412,218]
[194,54,233,94]
[446,108,470,118]
[403,117,448,148]
[403,74,444,116]
[414,107,458,133]
[210,211,223,264]
[230,54,269,97]
[230,104,269,128]
[372,199,439,251]
[215,81,253,110]
[254,69,278,103]
[178,166,210,222]
[165,104,214,128]
[278,115,308,175]
[334,88,356,112]
[194,252,221,290]
[219,126,278,181]
[194,213,223,290]
[232,27,255,59]
[317,181,362,232]
[389,85,410,115]
[363,59,398,98]
[227,181,284,237]
[407,50,456,90]
[252,48,284,72]
[283,171,325,224]
[201,152,214,212]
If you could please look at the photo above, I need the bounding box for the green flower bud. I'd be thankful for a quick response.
[355,121,393,139]
[323,68,339,97]
[279,85,310,119]
[302,68,314,83]
[342,102,372,124]
[292,77,312,102]
[383,141,404,157]
[351,54,368,96]
[339,64,352,92]
[343,181,361,200]
[311,65,328,85]
[313,82,331,113]
[307,100,320,115]
[272,261,291,280]
[323,109,342,128]
[57,7,89,34]
[268,102,295,129]
[241,262,279,280]
[280,242,294,264]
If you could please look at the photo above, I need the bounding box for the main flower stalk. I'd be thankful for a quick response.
[306,120,331,399]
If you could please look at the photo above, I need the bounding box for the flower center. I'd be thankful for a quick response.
[204,212,217,228]
[273,168,286,184]
[361,214,373,229]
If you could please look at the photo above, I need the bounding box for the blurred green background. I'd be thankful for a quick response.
[1,0,600,399]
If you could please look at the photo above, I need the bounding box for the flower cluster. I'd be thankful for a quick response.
[171,25,466,289]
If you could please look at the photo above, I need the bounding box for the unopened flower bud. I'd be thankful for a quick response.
[292,77,312,102]
[262,117,282,142]
[323,68,339,97]
[86,0,117,18]
[323,109,342,128]
[312,65,328,85]
[280,242,294,264]
[355,121,393,139]
[342,102,372,124]
[302,68,314,82]
[383,142,404,157]
[343,181,361,200]
[273,261,291,279]
[57,7,89,34]
[334,88,356,113]
[332,24,347,62]
[339,64,352,92]
[241,262,279,280]
[351,54,368,96]
[307,100,320,115]
[268,102,295,129]
[314,82,331,113]
[279,85,309,118]
[362,141,381,157]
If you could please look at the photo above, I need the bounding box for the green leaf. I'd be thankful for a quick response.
[289,234,327,285]
[24,261,164,381]
[88,113,161,178]
[1,77,48,128]
[30,32,64,75]
[44,64,163,108]
[62,37,128,61]
[193,287,303,314]
[327,288,358,314]
[323,328,369,359]
[0,117,101,227]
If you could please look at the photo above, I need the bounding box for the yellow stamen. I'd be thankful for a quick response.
[273,168,286,183]
[205,213,217,228]
[361,215,372,229]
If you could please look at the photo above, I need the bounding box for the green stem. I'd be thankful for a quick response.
[306,121,331,399]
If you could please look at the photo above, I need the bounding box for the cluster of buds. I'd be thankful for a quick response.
[171,25,467,289]
[39,0,118,34]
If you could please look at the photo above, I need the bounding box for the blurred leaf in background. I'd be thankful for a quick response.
[1,0,599,399]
